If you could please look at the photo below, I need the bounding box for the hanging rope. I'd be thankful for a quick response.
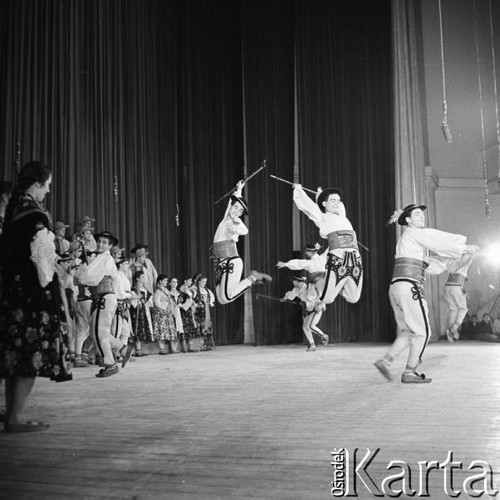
[473,0,491,218]
[438,0,452,143]
[488,0,500,181]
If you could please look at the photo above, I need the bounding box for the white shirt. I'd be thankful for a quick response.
[115,270,133,300]
[213,184,249,243]
[293,185,351,239]
[395,227,466,261]
[426,251,475,277]
[75,251,117,287]
[283,252,327,273]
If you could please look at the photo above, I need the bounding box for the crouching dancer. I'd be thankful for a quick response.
[374,204,468,384]
[282,274,329,351]
[212,179,271,305]
[75,231,133,377]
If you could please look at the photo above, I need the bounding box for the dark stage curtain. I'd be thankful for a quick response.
[294,0,395,342]
[0,0,395,345]
[0,0,180,272]
[240,0,297,345]
[176,0,246,344]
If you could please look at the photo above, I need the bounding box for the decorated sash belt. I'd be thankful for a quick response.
[213,240,238,259]
[326,230,358,251]
[392,258,427,283]
[89,276,114,298]
[446,272,465,286]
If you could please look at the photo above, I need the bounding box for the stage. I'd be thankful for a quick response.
[0,342,499,499]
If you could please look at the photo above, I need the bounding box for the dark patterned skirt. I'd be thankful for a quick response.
[194,305,213,337]
[151,307,176,341]
[130,305,154,342]
[0,272,73,382]
[180,308,199,340]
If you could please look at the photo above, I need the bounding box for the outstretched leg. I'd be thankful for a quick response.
[215,257,271,305]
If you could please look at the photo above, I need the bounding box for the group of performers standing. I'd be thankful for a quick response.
[57,234,217,376]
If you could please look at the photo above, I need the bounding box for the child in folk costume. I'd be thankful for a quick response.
[152,274,178,355]
[129,270,154,356]
[374,204,470,384]
[282,274,329,351]
[168,277,187,353]
[178,277,199,352]
[212,179,271,305]
[193,275,216,350]
[292,185,362,306]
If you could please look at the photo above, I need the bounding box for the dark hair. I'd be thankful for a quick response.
[3,161,51,233]
[195,274,208,297]
[0,181,13,198]
[132,270,145,288]
[156,274,169,286]
[0,162,51,263]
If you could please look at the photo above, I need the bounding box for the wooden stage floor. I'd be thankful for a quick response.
[0,341,499,499]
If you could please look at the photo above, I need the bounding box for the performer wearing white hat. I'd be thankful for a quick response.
[212,179,271,305]
[374,204,469,383]
[292,184,362,305]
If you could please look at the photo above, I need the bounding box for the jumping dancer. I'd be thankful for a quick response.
[213,179,271,305]
[292,184,362,305]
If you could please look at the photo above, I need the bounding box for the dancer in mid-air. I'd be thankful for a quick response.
[292,184,363,305]
[212,179,271,305]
